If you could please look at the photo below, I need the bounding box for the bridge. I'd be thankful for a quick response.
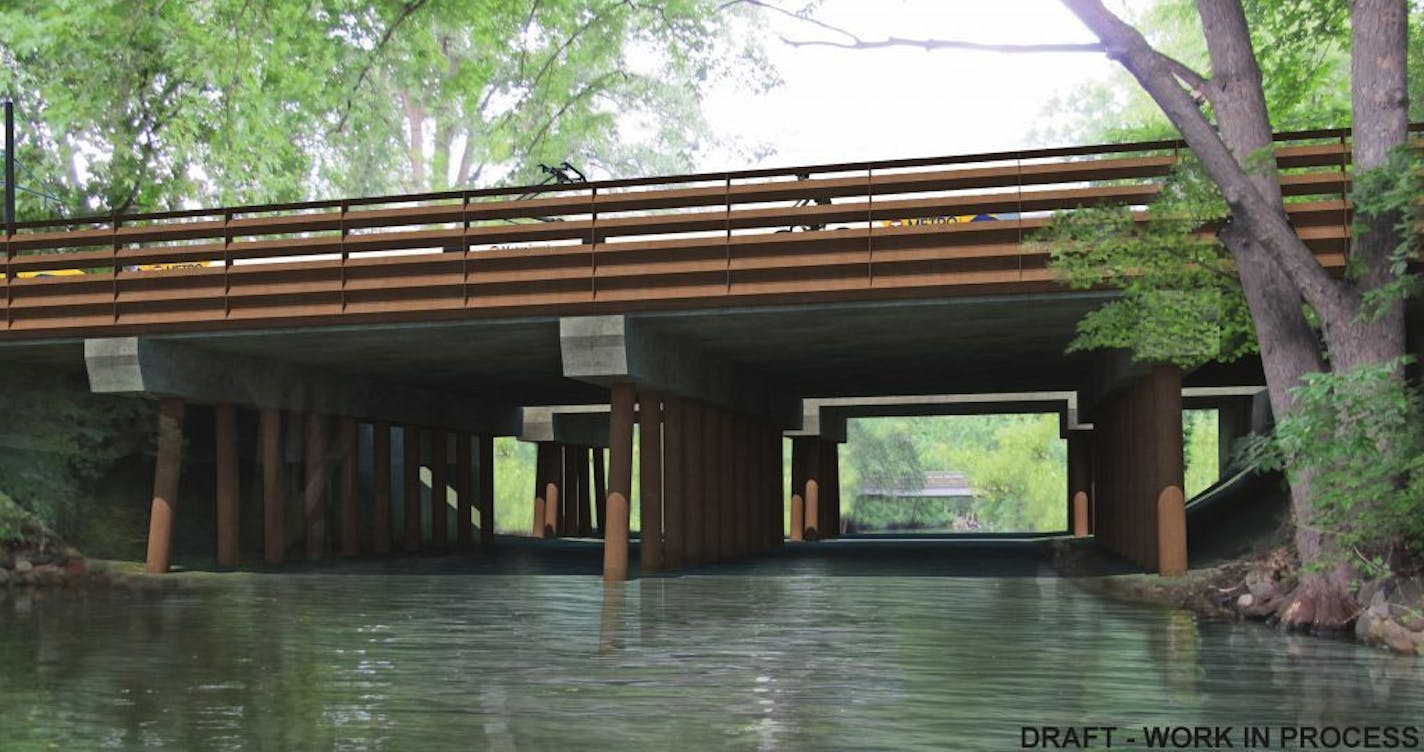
[1,124,1417,581]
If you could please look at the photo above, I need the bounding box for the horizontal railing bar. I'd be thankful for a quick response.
[5,122,1413,232]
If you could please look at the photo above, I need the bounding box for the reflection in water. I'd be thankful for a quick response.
[2,570,1422,751]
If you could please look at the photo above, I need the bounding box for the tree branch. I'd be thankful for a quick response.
[1063,0,1345,315]
[331,0,432,135]
[781,36,1104,53]
[736,0,1102,53]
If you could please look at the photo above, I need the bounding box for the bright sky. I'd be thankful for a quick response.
[699,0,1125,171]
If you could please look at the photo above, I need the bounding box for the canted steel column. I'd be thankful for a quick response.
[304,413,329,561]
[604,383,636,581]
[1151,365,1187,576]
[638,390,664,573]
[456,433,473,549]
[215,402,240,568]
[663,397,685,569]
[372,422,392,555]
[803,438,821,542]
[403,425,422,552]
[1067,430,1092,538]
[260,407,285,565]
[339,417,359,557]
[683,401,704,566]
[576,446,593,537]
[789,437,806,542]
[144,397,186,574]
[478,435,495,547]
[430,429,448,553]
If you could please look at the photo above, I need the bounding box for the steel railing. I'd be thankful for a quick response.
[1,123,1414,339]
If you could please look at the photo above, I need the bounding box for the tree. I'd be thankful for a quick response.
[774,0,1418,632]
[0,0,774,218]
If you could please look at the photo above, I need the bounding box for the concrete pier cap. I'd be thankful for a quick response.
[558,315,801,428]
[84,336,519,435]
[795,392,1087,442]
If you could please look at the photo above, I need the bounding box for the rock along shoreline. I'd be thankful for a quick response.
[1051,540,1424,657]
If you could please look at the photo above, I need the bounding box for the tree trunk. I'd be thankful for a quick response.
[1065,0,1410,631]
[1333,0,1411,376]
[1196,0,1357,632]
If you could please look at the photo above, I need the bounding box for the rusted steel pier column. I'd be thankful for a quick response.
[372,422,392,555]
[1150,366,1187,576]
[1091,364,1186,574]
[576,446,592,537]
[683,401,704,566]
[533,441,555,538]
[746,422,760,554]
[702,406,720,561]
[215,402,240,568]
[260,407,285,565]
[1067,430,1092,538]
[304,413,329,560]
[403,425,422,552]
[430,429,448,553]
[789,437,806,542]
[593,449,607,536]
[663,396,685,569]
[456,433,473,549]
[771,428,784,549]
[817,441,832,539]
[144,397,186,574]
[544,444,562,539]
[803,438,821,542]
[719,410,735,560]
[604,383,636,582]
[562,443,580,537]
[478,435,495,547]
[339,417,359,557]
[733,416,750,557]
[639,391,664,572]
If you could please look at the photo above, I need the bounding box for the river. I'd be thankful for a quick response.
[2,542,1421,750]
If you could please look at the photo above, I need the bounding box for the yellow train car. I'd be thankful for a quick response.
[14,261,215,279]
[15,268,85,279]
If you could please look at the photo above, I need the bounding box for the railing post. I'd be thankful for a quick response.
[222,208,233,319]
[866,166,874,287]
[589,185,598,300]
[338,200,349,313]
[111,211,121,323]
[724,175,732,292]
[461,192,471,308]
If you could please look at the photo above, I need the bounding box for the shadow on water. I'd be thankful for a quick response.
[212,533,1112,579]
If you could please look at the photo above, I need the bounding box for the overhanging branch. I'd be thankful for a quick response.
[734,0,1102,54]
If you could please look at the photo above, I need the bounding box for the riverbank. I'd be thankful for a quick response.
[1051,539,1424,656]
